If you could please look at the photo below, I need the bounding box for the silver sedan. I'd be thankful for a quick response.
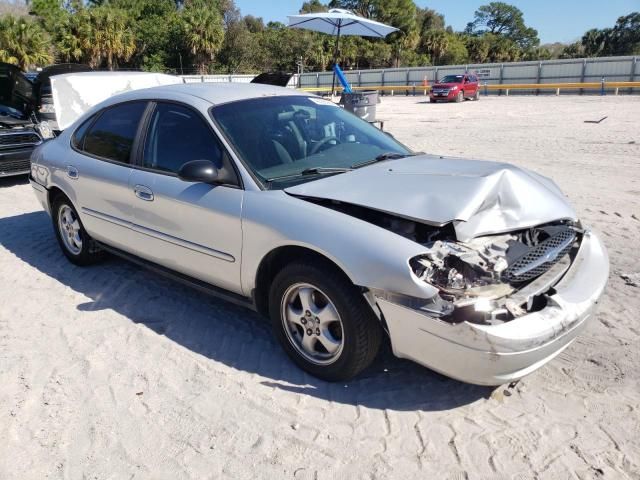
[29,83,609,385]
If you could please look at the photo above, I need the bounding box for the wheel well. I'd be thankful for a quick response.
[253,246,353,317]
[48,186,67,207]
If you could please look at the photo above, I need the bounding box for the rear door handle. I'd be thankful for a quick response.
[66,165,78,179]
[134,184,154,202]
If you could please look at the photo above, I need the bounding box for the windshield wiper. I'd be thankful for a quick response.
[264,167,352,186]
[353,152,416,169]
[300,167,353,175]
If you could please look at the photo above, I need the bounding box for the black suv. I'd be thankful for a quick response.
[0,63,91,178]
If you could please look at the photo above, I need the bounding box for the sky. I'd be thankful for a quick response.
[233,0,639,44]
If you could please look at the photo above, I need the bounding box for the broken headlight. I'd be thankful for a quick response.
[410,239,512,297]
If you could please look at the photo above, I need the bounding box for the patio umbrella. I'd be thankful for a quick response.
[287,8,399,94]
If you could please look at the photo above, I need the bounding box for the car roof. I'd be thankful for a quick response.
[130,81,312,105]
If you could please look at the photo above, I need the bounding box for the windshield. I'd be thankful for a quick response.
[210,95,411,189]
[440,75,464,83]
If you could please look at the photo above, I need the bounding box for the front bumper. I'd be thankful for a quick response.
[430,89,456,100]
[0,147,33,177]
[376,230,609,386]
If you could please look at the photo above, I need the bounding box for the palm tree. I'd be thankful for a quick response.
[181,4,224,74]
[90,8,136,70]
[581,28,608,57]
[0,15,53,69]
[421,30,449,65]
[55,10,92,64]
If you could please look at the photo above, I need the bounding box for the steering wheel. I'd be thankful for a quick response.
[310,136,341,155]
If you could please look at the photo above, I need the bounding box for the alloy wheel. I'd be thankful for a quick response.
[58,205,83,255]
[281,282,344,365]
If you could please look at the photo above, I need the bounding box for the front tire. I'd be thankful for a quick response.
[52,195,105,266]
[455,91,464,103]
[269,260,382,382]
[473,90,480,101]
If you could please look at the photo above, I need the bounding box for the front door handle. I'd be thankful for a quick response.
[66,165,79,179]
[134,184,154,202]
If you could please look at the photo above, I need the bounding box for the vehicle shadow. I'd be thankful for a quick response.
[0,210,493,411]
[0,175,29,188]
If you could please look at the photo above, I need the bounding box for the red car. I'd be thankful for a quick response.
[429,74,480,103]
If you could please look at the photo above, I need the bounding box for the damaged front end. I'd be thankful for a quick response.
[409,222,582,325]
[373,216,607,386]
[286,155,608,384]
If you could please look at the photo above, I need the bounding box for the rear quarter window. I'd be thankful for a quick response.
[71,116,95,150]
[82,102,147,163]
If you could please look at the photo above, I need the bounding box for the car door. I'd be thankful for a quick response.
[127,101,244,294]
[467,75,478,96]
[69,101,148,252]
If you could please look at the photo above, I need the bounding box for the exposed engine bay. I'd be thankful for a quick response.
[301,197,582,326]
[409,222,580,323]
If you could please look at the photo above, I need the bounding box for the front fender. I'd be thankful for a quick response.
[240,190,439,299]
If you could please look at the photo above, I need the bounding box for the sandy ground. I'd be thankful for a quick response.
[1,95,639,479]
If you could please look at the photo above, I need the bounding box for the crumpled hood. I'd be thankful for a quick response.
[285,155,577,241]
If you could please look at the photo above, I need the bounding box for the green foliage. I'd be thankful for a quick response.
[416,8,445,33]
[180,1,225,73]
[464,35,490,63]
[0,15,53,69]
[581,13,640,57]
[581,28,608,57]
[608,12,640,55]
[439,33,468,65]
[89,7,137,70]
[559,42,584,59]
[0,0,637,74]
[244,15,265,33]
[329,0,416,35]
[466,2,539,50]
[300,0,328,14]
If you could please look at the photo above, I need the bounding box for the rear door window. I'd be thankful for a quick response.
[82,102,147,163]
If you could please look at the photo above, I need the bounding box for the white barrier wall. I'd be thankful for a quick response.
[297,55,639,90]
[178,56,638,94]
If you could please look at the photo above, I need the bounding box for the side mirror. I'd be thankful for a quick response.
[178,160,219,184]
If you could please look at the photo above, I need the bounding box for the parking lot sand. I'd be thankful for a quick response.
[1,95,639,479]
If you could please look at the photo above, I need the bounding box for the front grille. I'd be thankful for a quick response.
[0,132,42,148]
[502,227,577,283]
[0,158,30,174]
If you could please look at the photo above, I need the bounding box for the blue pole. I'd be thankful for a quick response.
[601,77,605,96]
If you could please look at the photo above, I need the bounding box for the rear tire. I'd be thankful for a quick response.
[473,90,480,101]
[52,195,105,266]
[269,260,382,382]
